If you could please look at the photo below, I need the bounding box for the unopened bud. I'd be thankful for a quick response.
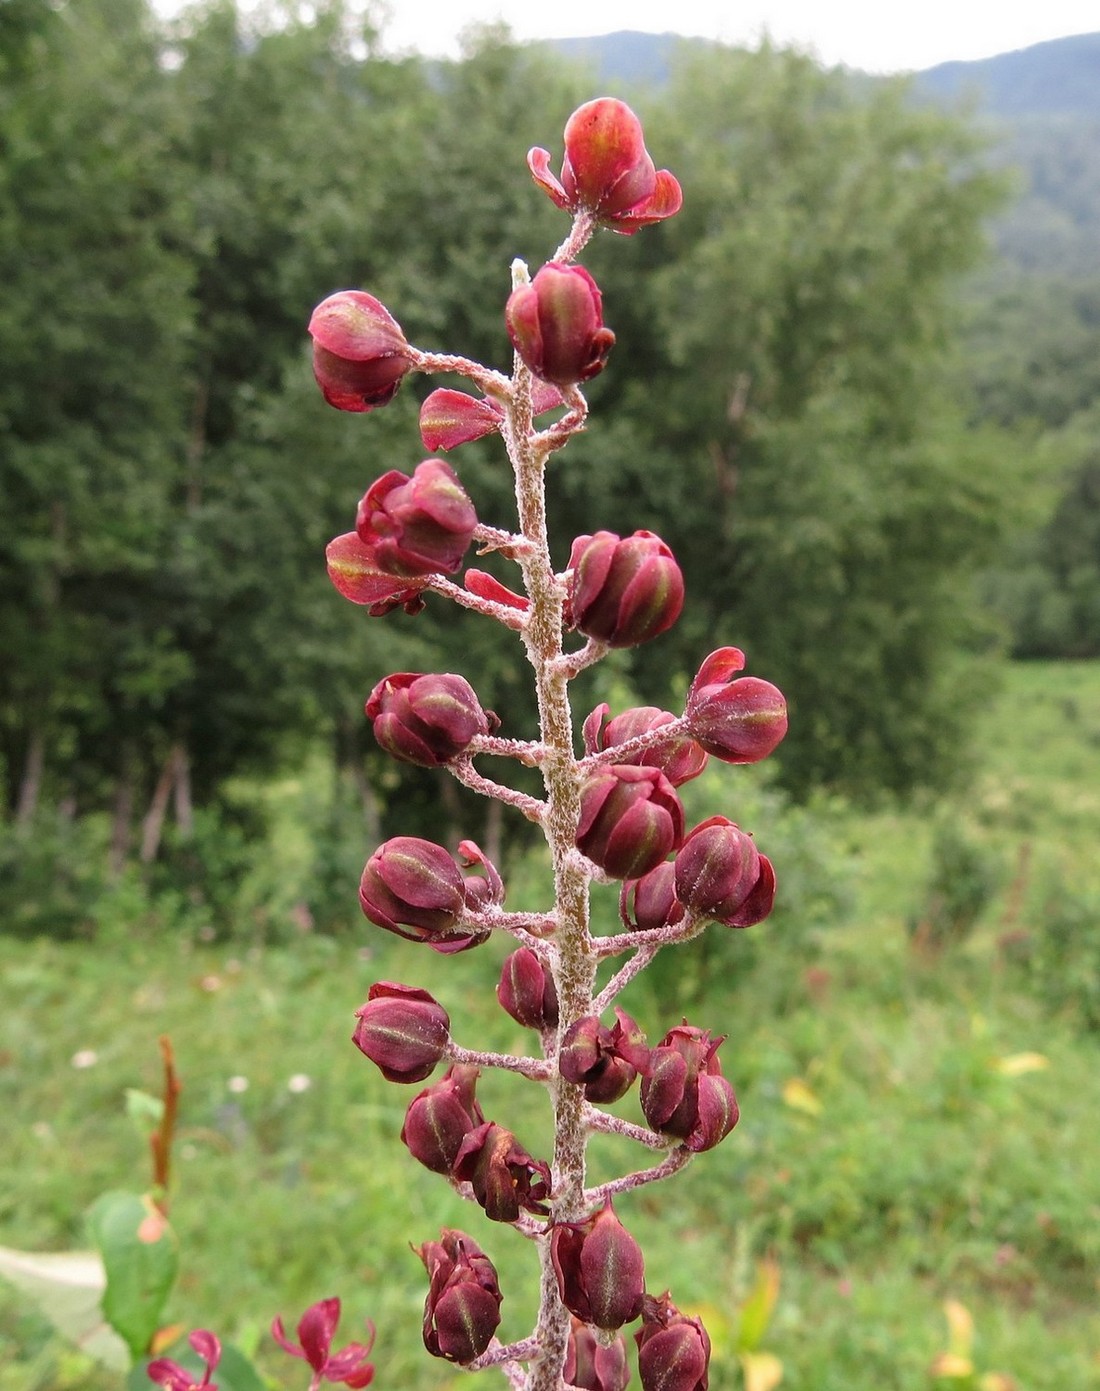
[356,459,477,578]
[565,1319,631,1391]
[566,531,684,649]
[559,1008,649,1104]
[635,1293,711,1391]
[419,1229,503,1364]
[401,1064,483,1174]
[497,948,558,1031]
[506,262,615,387]
[584,702,707,787]
[359,838,488,953]
[640,1024,739,1152]
[352,982,449,1084]
[674,816,776,928]
[577,764,684,881]
[366,672,496,767]
[684,648,788,763]
[309,289,413,412]
[551,1199,646,1330]
[620,860,685,933]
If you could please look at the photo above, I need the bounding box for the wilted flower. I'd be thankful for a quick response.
[566,530,684,649]
[558,1008,649,1104]
[355,459,477,579]
[528,98,683,233]
[506,263,615,387]
[577,764,684,880]
[551,1200,646,1329]
[352,981,450,1084]
[366,672,496,767]
[147,1330,221,1391]
[419,1230,503,1364]
[674,816,776,928]
[271,1298,375,1389]
[309,290,413,412]
[452,1121,552,1223]
[684,648,788,764]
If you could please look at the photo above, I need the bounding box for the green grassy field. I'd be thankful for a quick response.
[2,661,1099,1391]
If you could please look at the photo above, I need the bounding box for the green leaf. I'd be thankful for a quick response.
[87,1191,179,1362]
[0,1245,129,1371]
[125,1088,165,1133]
[736,1256,781,1353]
[128,1342,267,1391]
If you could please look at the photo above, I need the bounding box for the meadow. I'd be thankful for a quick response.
[1,660,1098,1391]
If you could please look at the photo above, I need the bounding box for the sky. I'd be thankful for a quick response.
[152,0,1100,74]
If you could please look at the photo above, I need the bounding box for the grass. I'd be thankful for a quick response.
[1,660,1099,1390]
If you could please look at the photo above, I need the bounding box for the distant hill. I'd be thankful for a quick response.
[916,31,1100,120]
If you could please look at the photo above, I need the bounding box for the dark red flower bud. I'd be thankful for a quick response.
[577,764,684,881]
[359,838,488,953]
[497,947,558,1031]
[674,816,776,928]
[506,263,615,387]
[640,1025,739,1153]
[352,982,449,1084]
[419,382,563,452]
[309,290,413,412]
[684,648,788,764]
[620,860,686,933]
[325,533,428,614]
[272,1298,376,1389]
[355,459,477,578]
[565,1318,631,1391]
[452,1122,551,1223]
[584,703,707,787]
[566,531,684,649]
[559,1008,649,1104]
[366,672,496,767]
[419,1229,503,1364]
[528,98,683,235]
[401,1064,484,1174]
[635,1293,711,1391]
[551,1199,646,1330]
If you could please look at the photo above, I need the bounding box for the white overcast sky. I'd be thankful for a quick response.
[152,0,1100,73]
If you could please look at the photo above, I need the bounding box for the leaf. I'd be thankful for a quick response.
[992,1052,1048,1076]
[781,1077,822,1116]
[87,1191,179,1361]
[741,1350,784,1391]
[736,1255,781,1352]
[129,1343,267,1391]
[125,1088,165,1132]
[0,1245,129,1371]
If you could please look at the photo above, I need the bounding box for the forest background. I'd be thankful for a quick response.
[1,2,1098,1389]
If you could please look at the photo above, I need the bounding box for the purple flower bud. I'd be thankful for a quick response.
[352,982,450,1084]
[325,533,428,614]
[359,838,488,953]
[640,1025,739,1153]
[308,289,413,413]
[365,672,497,767]
[559,1008,649,1104]
[452,1122,552,1223]
[527,98,683,235]
[566,531,684,649]
[401,1064,484,1174]
[419,382,563,452]
[620,860,686,933]
[551,1200,646,1330]
[565,1318,632,1391]
[684,648,788,764]
[355,459,477,578]
[635,1294,711,1391]
[419,1229,503,1364]
[497,948,558,1031]
[577,764,684,881]
[584,703,708,787]
[506,262,615,387]
[674,816,776,928]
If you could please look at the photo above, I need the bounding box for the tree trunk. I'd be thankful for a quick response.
[173,743,193,840]
[14,725,45,830]
[141,743,185,864]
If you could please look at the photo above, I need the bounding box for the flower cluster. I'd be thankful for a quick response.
[153,96,790,1391]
